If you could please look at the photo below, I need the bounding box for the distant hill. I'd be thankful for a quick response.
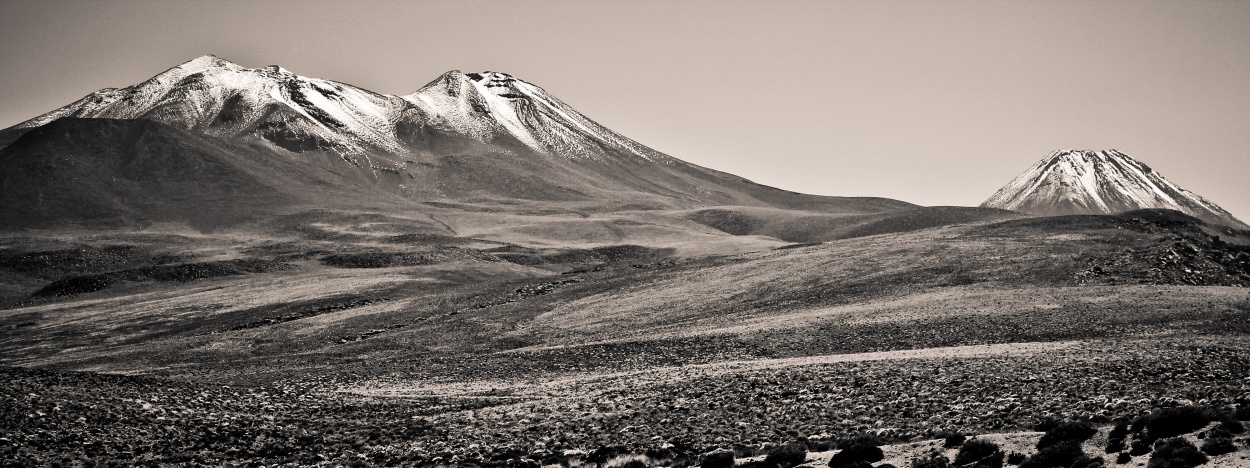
[982,149,1247,229]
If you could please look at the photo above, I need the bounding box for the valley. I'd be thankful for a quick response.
[2,204,1249,466]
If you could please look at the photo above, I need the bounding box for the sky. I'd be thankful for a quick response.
[0,0,1247,221]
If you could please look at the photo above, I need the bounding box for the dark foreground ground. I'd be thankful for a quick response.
[3,335,1250,466]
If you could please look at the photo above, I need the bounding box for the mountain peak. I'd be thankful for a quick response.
[982,149,1247,229]
[178,54,240,71]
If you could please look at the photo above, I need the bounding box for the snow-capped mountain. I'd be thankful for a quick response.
[4,56,673,168]
[0,55,913,228]
[982,149,1247,229]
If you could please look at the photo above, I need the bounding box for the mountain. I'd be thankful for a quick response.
[0,55,912,222]
[981,149,1248,229]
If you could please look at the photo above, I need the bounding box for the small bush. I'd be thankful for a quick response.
[1019,440,1086,468]
[806,440,834,452]
[1129,438,1154,456]
[733,444,759,458]
[1037,421,1098,449]
[763,443,807,468]
[1033,418,1062,433]
[910,452,949,468]
[1104,436,1126,454]
[700,450,734,468]
[828,437,883,468]
[1109,419,1131,440]
[1144,407,1209,439]
[1233,406,1250,421]
[1217,419,1245,434]
[1147,438,1207,468]
[1115,452,1132,464]
[953,439,1004,468]
[1070,455,1106,468]
[943,433,967,448]
[1208,426,1233,440]
[1006,452,1026,465]
[1200,437,1235,456]
[587,446,622,465]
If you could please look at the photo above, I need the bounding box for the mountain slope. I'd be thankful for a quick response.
[0,118,410,230]
[981,149,1247,229]
[0,56,913,215]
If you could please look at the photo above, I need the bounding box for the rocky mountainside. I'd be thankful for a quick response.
[981,149,1248,229]
[0,56,912,220]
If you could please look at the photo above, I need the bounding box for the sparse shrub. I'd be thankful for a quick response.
[1110,437,1130,455]
[763,443,807,468]
[1217,419,1245,434]
[733,444,759,459]
[828,436,883,468]
[1109,419,1131,440]
[646,445,682,462]
[588,446,623,465]
[1208,426,1233,440]
[1129,438,1154,456]
[953,439,1003,468]
[1144,406,1209,439]
[1199,437,1235,456]
[806,440,834,452]
[1006,452,1026,465]
[1070,455,1106,468]
[1037,421,1098,449]
[943,433,966,448]
[1019,440,1086,468]
[1115,452,1132,464]
[1233,406,1250,421]
[1147,438,1207,468]
[1032,417,1062,433]
[910,451,949,468]
[700,450,734,468]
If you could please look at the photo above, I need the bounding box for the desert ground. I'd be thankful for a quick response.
[2,206,1249,467]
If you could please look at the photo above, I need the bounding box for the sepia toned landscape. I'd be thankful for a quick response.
[2,1,1249,467]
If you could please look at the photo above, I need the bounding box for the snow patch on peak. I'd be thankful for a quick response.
[177,55,241,73]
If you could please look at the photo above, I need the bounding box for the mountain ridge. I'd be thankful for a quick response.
[0,55,915,229]
[2,55,680,165]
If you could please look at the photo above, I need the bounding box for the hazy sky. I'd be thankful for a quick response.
[1,0,1247,220]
